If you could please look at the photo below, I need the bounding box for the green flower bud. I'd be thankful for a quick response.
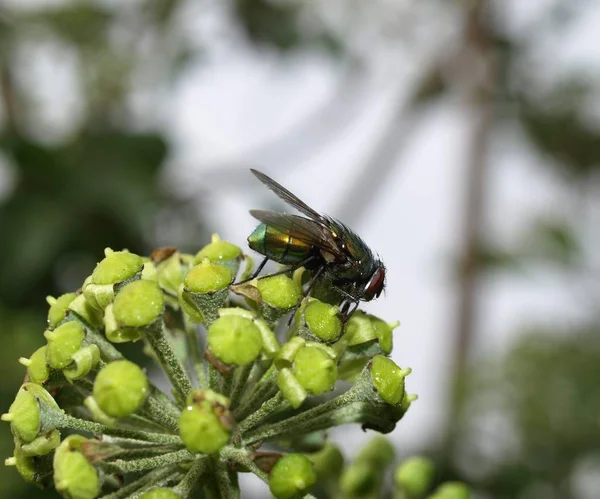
[82,275,115,311]
[371,318,399,355]
[93,360,148,418]
[113,279,165,328]
[91,248,144,285]
[103,303,143,343]
[253,317,280,358]
[302,299,342,343]
[394,456,436,497]
[5,443,36,482]
[54,435,100,499]
[83,396,118,427]
[180,259,233,325]
[276,368,307,409]
[184,259,233,294]
[293,345,337,395]
[140,489,182,499]
[195,233,243,276]
[356,435,395,467]
[340,460,377,497]
[2,384,59,443]
[307,443,344,479]
[257,274,302,310]
[370,356,411,405]
[47,293,77,328]
[269,453,317,499]
[344,312,379,346]
[275,337,306,369]
[155,250,186,295]
[179,391,231,454]
[177,284,204,323]
[63,344,100,381]
[44,321,85,369]
[68,294,103,328]
[207,314,262,366]
[429,482,471,499]
[20,429,61,457]
[19,346,50,384]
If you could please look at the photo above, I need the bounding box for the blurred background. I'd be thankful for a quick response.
[1,0,600,497]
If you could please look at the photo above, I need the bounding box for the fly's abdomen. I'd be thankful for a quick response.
[248,223,313,265]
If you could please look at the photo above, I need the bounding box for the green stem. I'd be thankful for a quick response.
[234,370,278,421]
[102,448,195,473]
[53,412,183,445]
[229,362,254,408]
[145,321,194,402]
[236,392,288,437]
[241,388,362,444]
[140,395,180,433]
[187,326,208,389]
[221,447,268,484]
[99,465,180,499]
[214,457,241,499]
[173,457,211,497]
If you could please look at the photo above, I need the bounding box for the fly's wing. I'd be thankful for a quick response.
[249,210,345,260]
[251,169,325,223]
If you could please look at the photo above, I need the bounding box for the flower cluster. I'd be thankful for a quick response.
[2,234,465,498]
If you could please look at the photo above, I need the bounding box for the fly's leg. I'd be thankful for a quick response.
[235,256,268,285]
[235,256,316,285]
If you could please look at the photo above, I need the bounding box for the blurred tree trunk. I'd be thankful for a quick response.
[445,0,496,450]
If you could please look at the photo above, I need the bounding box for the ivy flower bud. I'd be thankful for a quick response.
[67,294,103,328]
[5,446,34,483]
[370,356,411,405]
[155,250,186,295]
[344,312,379,346]
[180,259,233,325]
[394,456,436,497]
[2,384,59,443]
[19,346,50,384]
[302,299,342,343]
[113,280,165,328]
[140,489,182,499]
[269,453,317,499]
[274,337,305,369]
[82,276,115,311]
[103,303,142,343]
[307,443,344,479]
[195,233,243,276]
[63,344,100,381]
[293,345,337,395]
[54,435,100,499]
[207,314,263,366]
[91,248,144,285]
[256,274,302,317]
[47,293,77,328]
[179,390,231,454]
[185,259,233,294]
[44,321,85,370]
[92,360,148,418]
[429,482,471,499]
[340,460,376,497]
[20,429,61,457]
[276,368,307,409]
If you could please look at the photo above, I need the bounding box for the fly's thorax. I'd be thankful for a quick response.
[248,223,315,265]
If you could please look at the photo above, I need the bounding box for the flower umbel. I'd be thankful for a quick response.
[1,234,443,498]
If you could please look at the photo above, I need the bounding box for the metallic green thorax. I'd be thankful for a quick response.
[248,223,315,265]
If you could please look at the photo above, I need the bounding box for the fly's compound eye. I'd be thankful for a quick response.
[363,265,385,301]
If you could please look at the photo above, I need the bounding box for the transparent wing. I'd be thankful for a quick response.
[251,169,326,223]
